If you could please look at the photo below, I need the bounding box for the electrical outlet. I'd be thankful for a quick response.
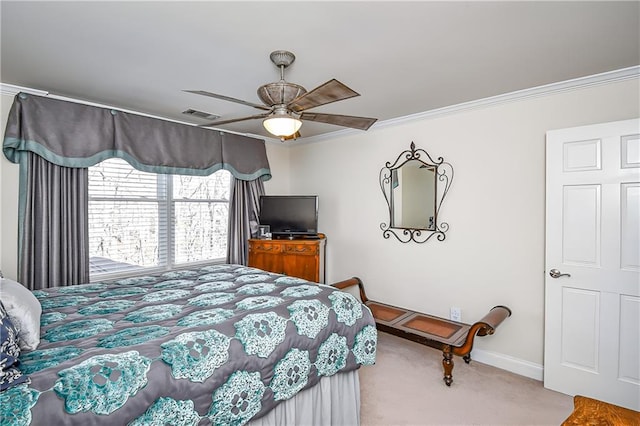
[450,307,461,322]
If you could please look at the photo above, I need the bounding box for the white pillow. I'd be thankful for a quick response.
[0,278,42,350]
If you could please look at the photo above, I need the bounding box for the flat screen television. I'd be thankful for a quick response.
[259,195,318,238]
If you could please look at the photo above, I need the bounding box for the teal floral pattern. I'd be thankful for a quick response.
[53,351,151,415]
[315,333,348,377]
[235,295,283,311]
[57,283,107,294]
[197,272,235,282]
[0,384,40,426]
[270,348,311,401]
[274,276,307,285]
[353,325,378,366]
[98,325,169,348]
[142,289,191,303]
[129,397,200,426]
[280,284,322,298]
[20,346,83,374]
[177,308,234,327]
[99,286,148,298]
[232,267,263,275]
[195,281,235,292]
[235,312,287,358]
[43,319,113,342]
[40,295,89,310]
[40,311,67,326]
[208,370,265,426]
[288,299,330,338]
[188,292,235,307]
[329,291,363,326]
[21,265,377,425]
[237,283,276,295]
[153,279,195,289]
[161,330,231,382]
[116,276,157,285]
[162,270,199,279]
[124,304,183,323]
[235,274,270,284]
[31,290,47,299]
[78,299,135,316]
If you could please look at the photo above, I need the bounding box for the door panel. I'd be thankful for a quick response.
[619,295,640,384]
[621,183,640,271]
[563,139,601,171]
[562,185,601,266]
[561,287,600,372]
[545,118,640,411]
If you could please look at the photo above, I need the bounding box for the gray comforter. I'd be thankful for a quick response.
[3,264,377,425]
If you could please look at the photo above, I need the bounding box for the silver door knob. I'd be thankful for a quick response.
[549,269,571,278]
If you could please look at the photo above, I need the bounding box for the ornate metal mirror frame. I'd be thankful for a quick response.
[380,142,454,243]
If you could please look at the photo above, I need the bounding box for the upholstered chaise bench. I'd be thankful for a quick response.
[333,278,511,386]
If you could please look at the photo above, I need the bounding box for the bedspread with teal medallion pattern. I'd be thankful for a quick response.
[2,265,377,425]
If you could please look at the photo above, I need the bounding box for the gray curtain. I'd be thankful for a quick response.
[19,153,89,290]
[3,93,272,284]
[227,177,265,265]
[4,93,271,181]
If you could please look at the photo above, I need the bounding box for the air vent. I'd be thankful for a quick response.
[182,108,220,120]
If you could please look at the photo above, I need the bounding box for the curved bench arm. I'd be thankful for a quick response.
[452,305,511,357]
[330,277,369,303]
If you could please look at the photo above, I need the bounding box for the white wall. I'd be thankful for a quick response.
[263,141,291,195]
[284,78,639,375]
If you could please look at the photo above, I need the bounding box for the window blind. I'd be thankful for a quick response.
[88,158,230,277]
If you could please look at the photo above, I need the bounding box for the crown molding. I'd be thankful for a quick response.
[300,65,640,145]
[3,65,638,145]
[0,83,48,97]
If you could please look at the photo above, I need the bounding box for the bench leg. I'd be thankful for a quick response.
[463,354,471,364]
[442,347,454,386]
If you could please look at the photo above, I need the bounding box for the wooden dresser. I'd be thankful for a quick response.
[248,234,326,283]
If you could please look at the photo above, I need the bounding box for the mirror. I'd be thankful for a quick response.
[380,142,453,243]
[391,160,436,229]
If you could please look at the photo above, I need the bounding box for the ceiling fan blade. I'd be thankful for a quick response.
[281,131,301,141]
[199,113,270,127]
[288,79,360,113]
[184,90,271,111]
[300,112,377,130]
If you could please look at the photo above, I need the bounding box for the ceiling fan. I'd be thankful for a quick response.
[185,50,378,140]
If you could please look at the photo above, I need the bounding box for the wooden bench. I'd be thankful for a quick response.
[333,277,511,386]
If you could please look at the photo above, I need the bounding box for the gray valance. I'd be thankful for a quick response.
[3,93,271,180]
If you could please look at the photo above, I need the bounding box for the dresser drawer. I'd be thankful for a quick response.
[250,242,282,253]
[284,244,318,255]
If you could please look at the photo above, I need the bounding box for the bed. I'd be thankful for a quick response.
[0,264,377,425]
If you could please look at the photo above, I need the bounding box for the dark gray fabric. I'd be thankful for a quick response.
[227,177,265,265]
[19,153,89,290]
[3,93,271,180]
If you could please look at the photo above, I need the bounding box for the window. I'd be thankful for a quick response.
[88,158,230,278]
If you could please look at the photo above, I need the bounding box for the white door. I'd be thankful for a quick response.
[544,118,640,411]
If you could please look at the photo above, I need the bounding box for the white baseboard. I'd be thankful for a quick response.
[472,348,544,381]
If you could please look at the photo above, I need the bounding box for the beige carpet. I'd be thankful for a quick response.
[359,332,574,426]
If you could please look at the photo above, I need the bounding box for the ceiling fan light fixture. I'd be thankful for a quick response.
[263,113,302,138]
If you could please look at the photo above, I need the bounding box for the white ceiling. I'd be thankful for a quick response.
[1,1,638,141]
